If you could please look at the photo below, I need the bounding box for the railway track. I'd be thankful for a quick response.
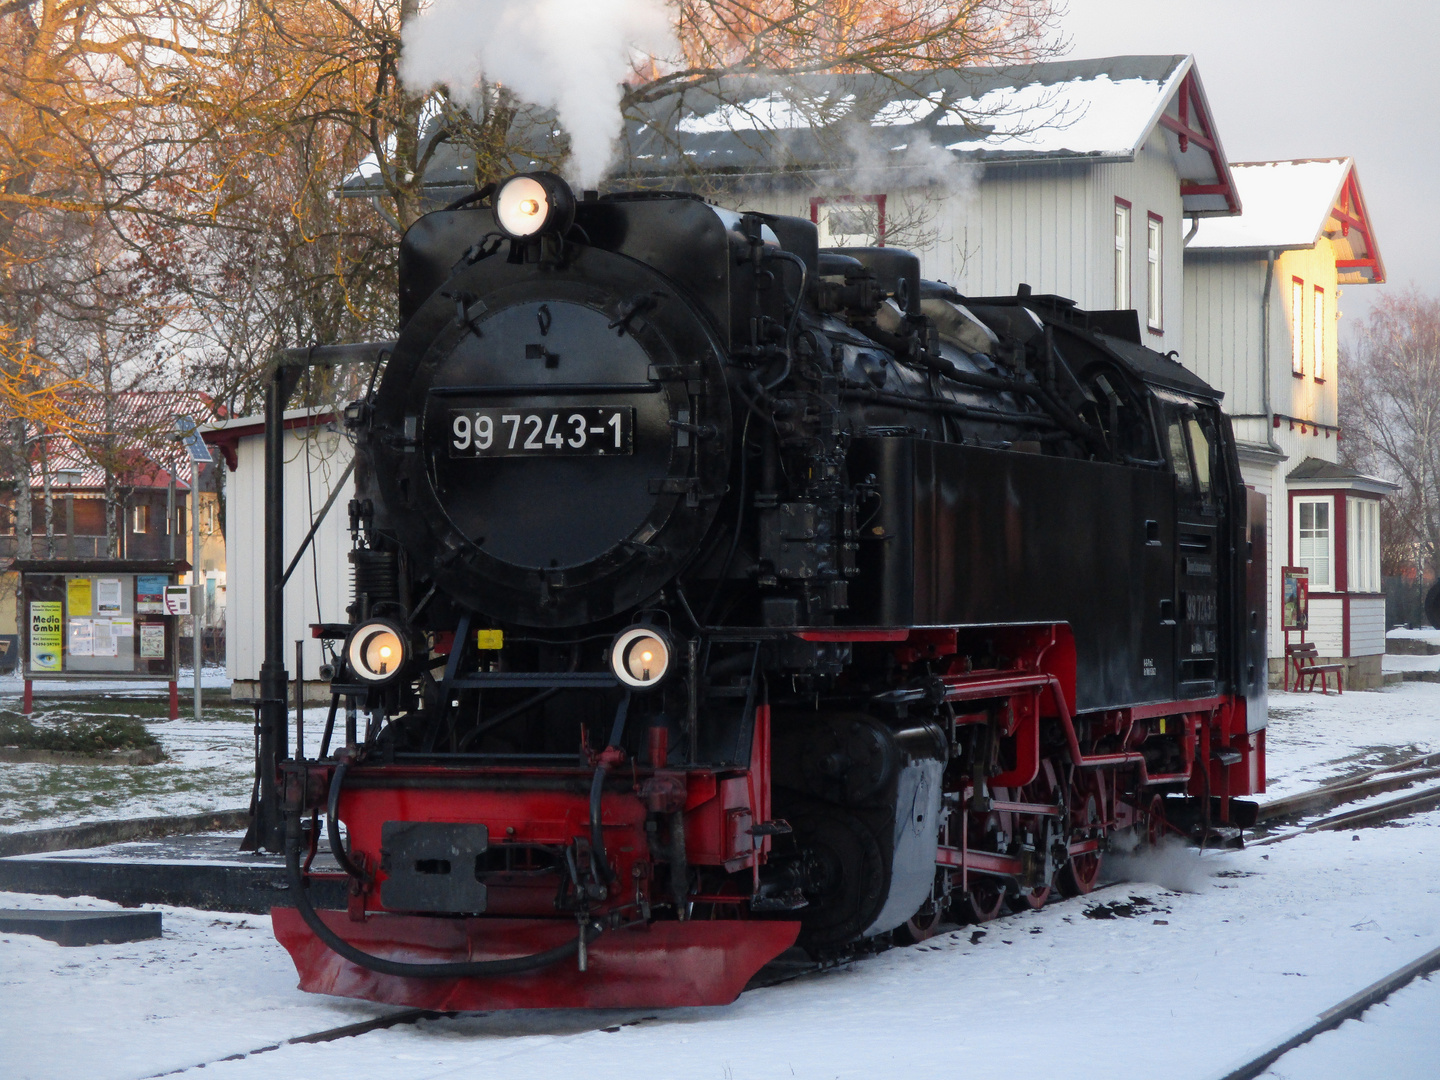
[1252,750,1440,845]
[1213,946,1440,1080]
[139,755,1440,1074]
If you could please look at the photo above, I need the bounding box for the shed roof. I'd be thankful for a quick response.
[1187,159,1384,284]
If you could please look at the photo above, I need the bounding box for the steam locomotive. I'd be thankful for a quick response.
[271,171,1268,1011]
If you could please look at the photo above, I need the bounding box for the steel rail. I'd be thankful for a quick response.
[1256,750,1440,821]
[1212,946,1440,1080]
[1252,781,1440,846]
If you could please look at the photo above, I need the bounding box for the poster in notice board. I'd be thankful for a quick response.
[1281,566,1310,631]
[139,623,166,659]
[29,602,62,672]
[66,577,92,617]
[136,575,168,614]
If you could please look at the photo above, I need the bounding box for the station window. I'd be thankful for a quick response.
[1291,277,1305,375]
[1313,285,1326,381]
[810,194,886,248]
[1113,200,1131,309]
[1145,214,1162,332]
[1347,497,1381,593]
[131,504,150,534]
[1293,496,1334,591]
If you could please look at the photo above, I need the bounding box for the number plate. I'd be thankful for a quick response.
[448,407,634,458]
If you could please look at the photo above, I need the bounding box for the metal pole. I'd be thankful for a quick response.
[192,458,202,720]
[167,469,176,560]
[257,366,290,851]
[295,639,305,760]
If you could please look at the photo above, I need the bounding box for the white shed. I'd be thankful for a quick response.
[207,409,356,700]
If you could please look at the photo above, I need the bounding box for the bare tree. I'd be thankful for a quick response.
[1342,288,1440,580]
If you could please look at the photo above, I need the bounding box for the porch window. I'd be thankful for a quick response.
[1114,200,1131,308]
[1294,496,1334,591]
[1348,497,1381,593]
[1146,214,1162,331]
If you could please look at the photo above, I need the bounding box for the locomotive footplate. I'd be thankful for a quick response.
[379,822,490,913]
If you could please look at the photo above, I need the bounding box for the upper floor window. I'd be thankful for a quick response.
[1113,200,1131,309]
[1348,497,1381,593]
[1146,214,1163,332]
[1313,285,1326,381]
[1291,277,1305,375]
[810,194,886,248]
[131,504,150,534]
[1294,496,1334,591]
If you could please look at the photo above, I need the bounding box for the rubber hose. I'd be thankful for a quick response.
[326,761,367,883]
[284,812,601,978]
[590,763,614,885]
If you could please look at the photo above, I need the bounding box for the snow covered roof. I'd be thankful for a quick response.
[1286,456,1398,494]
[22,392,220,492]
[618,56,1239,216]
[344,56,1239,217]
[1187,159,1385,284]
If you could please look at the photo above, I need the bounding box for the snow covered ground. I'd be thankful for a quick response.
[1259,684,1440,800]
[4,813,1440,1080]
[0,696,331,830]
[2,685,1439,1078]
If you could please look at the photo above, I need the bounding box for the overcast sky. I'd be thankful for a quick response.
[1062,0,1439,342]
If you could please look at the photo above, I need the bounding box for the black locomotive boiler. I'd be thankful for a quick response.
[271,171,1268,1010]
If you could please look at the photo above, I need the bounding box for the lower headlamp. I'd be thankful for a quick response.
[345,619,409,685]
[609,626,674,690]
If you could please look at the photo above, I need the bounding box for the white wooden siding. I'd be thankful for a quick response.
[730,129,1187,354]
[1271,243,1340,430]
[1182,255,1266,416]
[1306,597,1344,656]
[225,426,355,683]
[1349,597,1386,657]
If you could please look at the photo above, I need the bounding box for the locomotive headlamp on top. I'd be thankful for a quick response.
[609,626,674,690]
[493,172,576,240]
[344,619,410,685]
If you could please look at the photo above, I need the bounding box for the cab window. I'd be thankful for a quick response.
[1186,418,1212,500]
[1166,416,1193,492]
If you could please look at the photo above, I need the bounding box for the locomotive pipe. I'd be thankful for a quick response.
[590,692,632,886]
[283,809,602,978]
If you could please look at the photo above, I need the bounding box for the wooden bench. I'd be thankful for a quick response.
[1286,641,1345,694]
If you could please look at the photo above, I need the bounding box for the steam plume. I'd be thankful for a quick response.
[400,0,675,188]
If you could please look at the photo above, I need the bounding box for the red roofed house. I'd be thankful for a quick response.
[0,392,228,652]
[1184,158,1393,688]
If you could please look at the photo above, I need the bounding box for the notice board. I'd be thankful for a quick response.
[18,563,180,680]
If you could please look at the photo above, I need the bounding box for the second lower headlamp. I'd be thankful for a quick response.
[609,626,674,690]
[345,619,409,685]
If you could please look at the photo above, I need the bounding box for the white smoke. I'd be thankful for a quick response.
[1105,837,1221,894]
[399,0,676,188]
